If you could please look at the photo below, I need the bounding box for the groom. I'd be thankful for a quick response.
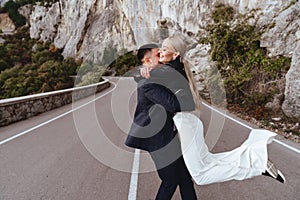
[125,44,197,200]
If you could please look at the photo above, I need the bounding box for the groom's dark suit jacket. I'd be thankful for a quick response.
[125,58,195,152]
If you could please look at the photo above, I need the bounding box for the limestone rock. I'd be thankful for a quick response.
[0,0,9,7]
[29,3,61,42]
[19,4,34,22]
[259,1,300,119]
[261,1,300,57]
[75,2,136,64]
[0,13,15,33]
[282,43,300,119]
[265,93,283,112]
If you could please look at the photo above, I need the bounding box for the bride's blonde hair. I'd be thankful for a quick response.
[162,35,201,116]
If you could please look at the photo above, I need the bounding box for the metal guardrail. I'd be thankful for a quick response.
[0,80,111,127]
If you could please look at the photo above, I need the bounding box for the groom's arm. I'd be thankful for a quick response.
[142,83,181,113]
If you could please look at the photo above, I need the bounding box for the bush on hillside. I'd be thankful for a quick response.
[200,3,291,107]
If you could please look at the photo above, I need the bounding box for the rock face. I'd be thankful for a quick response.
[261,1,300,57]
[24,0,300,119]
[0,13,15,33]
[261,1,300,119]
[30,4,62,43]
[282,44,300,119]
[29,0,136,63]
[0,0,10,7]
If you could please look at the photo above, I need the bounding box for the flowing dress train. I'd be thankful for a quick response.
[173,112,276,185]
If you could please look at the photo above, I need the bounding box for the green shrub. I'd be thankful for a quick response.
[0,43,80,99]
[211,3,234,23]
[62,57,79,75]
[200,3,291,106]
[1,27,33,69]
[0,59,10,71]
[0,20,81,99]
[75,61,105,86]
[108,51,139,76]
[76,66,105,87]
[76,61,94,76]
[102,47,117,65]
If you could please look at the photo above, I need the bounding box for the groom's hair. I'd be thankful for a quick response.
[137,43,159,64]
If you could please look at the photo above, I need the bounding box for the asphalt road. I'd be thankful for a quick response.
[0,77,299,200]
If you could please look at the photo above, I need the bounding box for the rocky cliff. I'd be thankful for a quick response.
[10,0,300,119]
[0,13,15,33]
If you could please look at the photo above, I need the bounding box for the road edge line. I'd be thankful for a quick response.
[201,102,300,155]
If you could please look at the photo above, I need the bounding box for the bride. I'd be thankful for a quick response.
[145,34,286,185]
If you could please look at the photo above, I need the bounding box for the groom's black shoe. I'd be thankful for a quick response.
[262,160,286,184]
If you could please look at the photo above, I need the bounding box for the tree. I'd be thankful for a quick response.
[3,0,26,28]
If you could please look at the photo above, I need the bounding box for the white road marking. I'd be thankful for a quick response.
[128,149,140,200]
[201,102,254,130]
[201,102,300,155]
[272,139,300,154]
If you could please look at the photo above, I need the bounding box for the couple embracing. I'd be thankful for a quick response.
[125,35,285,200]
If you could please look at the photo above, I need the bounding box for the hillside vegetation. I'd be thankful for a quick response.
[200,4,299,138]
[0,26,79,99]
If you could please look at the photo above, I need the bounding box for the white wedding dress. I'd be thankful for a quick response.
[173,112,276,185]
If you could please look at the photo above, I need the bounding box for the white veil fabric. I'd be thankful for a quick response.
[173,112,276,185]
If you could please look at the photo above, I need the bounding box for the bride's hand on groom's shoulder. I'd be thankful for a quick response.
[140,67,152,79]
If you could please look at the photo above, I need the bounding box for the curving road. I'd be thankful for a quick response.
[0,77,299,200]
